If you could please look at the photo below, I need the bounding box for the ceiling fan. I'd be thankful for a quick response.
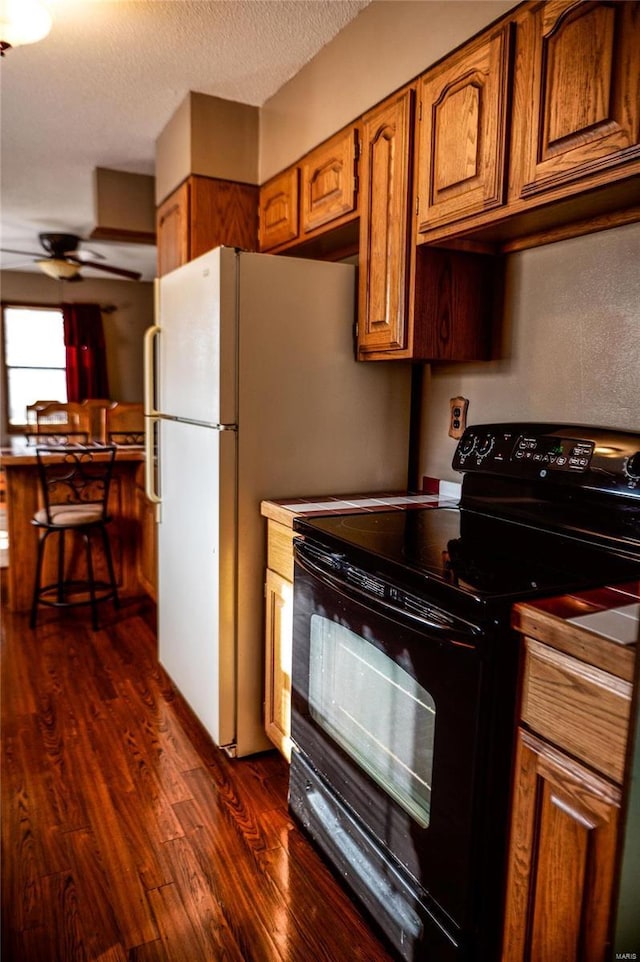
[0,232,142,281]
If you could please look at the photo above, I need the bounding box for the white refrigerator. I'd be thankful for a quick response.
[144,246,412,757]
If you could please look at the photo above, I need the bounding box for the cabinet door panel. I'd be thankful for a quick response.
[515,0,640,199]
[416,24,512,232]
[259,168,299,251]
[501,729,620,962]
[301,127,359,234]
[156,181,190,277]
[190,177,258,257]
[264,569,293,761]
[358,90,414,357]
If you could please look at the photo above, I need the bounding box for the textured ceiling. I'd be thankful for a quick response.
[0,0,370,282]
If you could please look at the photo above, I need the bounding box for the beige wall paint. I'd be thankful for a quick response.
[420,221,640,483]
[0,271,153,440]
[155,92,259,203]
[92,167,156,239]
[259,0,518,180]
[155,93,192,204]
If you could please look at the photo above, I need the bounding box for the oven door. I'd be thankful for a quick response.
[290,539,491,957]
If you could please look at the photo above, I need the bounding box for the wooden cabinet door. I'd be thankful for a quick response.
[259,168,299,251]
[134,480,157,602]
[264,568,293,761]
[416,24,512,234]
[512,0,640,202]
[301,126,359,234]
[156,181,190,276]
[189,176,258,258]
[358,89,415,358]
[502,729,621,962]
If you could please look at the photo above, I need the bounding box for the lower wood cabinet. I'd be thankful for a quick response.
[502,728,621,962]
[134,464,157,602]
[263,518,295,760]
[502,633,632,962]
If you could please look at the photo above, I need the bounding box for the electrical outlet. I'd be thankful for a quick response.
[448,396,468,439]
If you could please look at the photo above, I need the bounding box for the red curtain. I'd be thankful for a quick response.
[62,303,110,401]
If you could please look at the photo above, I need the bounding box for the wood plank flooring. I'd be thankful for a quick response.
[1,592,394,962]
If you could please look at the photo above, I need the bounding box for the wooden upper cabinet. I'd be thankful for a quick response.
[156,181,190,277]
[512,0,640,202]
[301,126,360,235]
[416,23,513,235]
[156,175,258,277]
[259,168,299,251]
[358,89,415,358]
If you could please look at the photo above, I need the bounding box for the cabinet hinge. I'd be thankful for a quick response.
[418,101,423,122]
[415,195,419,217]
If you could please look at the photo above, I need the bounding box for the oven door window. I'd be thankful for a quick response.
[309,614,434,828]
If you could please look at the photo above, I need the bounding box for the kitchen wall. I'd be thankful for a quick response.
[0,270,153,435]
[421,221,640,481]
[259,0,518,181]
[260,0,640,485]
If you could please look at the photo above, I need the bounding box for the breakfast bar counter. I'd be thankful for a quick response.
[1,440,154,611]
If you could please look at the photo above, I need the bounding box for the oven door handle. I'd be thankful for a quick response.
[295,543,480,647]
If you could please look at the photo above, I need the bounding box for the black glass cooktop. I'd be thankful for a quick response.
[294,506,640,606]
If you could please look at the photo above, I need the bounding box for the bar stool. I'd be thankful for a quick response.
[30,444,120,630]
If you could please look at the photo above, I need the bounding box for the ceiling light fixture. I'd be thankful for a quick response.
[0,0,52,56]
[36,258,81,281]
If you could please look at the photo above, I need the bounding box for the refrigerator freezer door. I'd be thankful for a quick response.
[157,417,237,749]
[157,247,238,425]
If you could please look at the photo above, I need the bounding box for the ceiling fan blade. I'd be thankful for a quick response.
[66,256,142,281]
[66,247,106,262]
[0,247,41,257]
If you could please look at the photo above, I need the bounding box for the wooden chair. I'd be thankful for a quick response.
[105,402,144,446]
[27,432,90,446]
[81,398,112,443]
[30,444,119,630]
[26,400,61,433]
[35,402,92,438]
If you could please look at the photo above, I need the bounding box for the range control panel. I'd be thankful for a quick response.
[452,422,640,494]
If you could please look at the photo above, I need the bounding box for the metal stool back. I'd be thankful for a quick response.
[30,444,119,630]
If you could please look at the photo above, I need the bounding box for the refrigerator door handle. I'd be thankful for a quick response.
[144,414,162,521]
[144,322,161,417]
[144,321,162,520]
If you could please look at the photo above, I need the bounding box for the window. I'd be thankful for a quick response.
[2,305,67,428]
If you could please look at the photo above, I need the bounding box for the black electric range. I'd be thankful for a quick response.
[289,423,640,962]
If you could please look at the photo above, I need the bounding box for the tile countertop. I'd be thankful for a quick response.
[260,488,461,528]
[513,583,640,682]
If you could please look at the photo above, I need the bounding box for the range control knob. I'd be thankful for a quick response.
[477,435,495,459]
[624,451,640,480]
[458,433,477,457]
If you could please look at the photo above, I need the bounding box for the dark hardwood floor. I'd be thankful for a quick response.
[1,588,394,962]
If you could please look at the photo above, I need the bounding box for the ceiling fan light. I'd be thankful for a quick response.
[37,258,81,280]
[0,0,52,51]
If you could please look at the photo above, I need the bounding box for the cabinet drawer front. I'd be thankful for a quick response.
[301,127,359,234]
[522,638,632,783]
[267,520,295,582]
